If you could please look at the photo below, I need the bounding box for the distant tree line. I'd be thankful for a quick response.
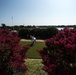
[0,23,58,39]
[0,23,76,30]
[1,23,76,39]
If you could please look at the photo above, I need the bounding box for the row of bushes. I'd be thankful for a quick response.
[18,26,58,39]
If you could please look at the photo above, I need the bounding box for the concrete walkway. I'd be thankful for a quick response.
[21,39,44,42]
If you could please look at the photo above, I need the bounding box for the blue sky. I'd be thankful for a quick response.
[0,0,76,26]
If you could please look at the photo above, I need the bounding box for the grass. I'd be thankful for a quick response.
[20,40,48,75]
[25,59,48,75]
[20,41,45,59]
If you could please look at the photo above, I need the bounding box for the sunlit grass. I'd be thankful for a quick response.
[20,41,48,75]
[20,41,45,59]
[25,59,48,75]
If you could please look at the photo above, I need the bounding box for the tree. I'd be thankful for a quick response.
[1,23,6,28]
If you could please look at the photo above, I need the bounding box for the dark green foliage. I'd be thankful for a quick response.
[18,26,58,39]
[46,26,58,39]
[1,23,6,28]
[18,28,30,39]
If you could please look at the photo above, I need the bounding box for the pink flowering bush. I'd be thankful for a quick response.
[37,28,76,75]
[0,28,30,75]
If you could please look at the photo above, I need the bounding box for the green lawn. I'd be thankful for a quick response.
[20,41,46,59]
[20,41,48,75]
[25,59,48,75]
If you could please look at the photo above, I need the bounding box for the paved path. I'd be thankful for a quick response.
[21,39,44,42]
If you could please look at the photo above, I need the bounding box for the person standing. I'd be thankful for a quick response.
[30,35,36,46]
